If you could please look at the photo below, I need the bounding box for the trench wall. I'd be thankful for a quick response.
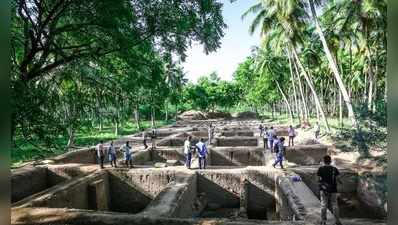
[285,145,328,165]
[13,171,109,210]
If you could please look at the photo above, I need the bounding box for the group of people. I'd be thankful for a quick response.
[258,124,297,169]
[184,136,208,169]
[95,140,134,169]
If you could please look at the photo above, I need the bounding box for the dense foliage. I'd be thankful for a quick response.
[11,0,227,152]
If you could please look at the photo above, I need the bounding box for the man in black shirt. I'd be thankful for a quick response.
[317,155,342,225]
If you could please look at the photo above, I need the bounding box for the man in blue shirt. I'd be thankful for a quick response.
[196,138,208,169]
[272,137,285,169]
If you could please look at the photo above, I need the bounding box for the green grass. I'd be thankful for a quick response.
[11,120,173,167]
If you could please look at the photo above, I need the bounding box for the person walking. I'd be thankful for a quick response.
[121,141,133,168]
[272,137,285,169]
[317,155,342,225]
[196,138,208,169]
[314,122,320,139]
[108,141,117,167]
[143,131,148,149]
[288,125,296,146]
[96,140,105,169]
[184,136,193,169]
[263,126,268,149]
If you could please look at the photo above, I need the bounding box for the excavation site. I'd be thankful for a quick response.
[11,119,387,225]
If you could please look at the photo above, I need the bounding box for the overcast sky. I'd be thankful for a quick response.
[181,0,261,83]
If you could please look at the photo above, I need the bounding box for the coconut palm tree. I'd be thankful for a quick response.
[242,0,331,132]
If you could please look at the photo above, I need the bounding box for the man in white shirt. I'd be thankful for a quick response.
[267,127,276,151]
[184,136,192,169]
[196,138,208,169]
[108,141,117,167]
[288,125,296,146]
[121,141,133,168]
[208,123,214,144]
[314,122,320,139]
[96,140,105,169]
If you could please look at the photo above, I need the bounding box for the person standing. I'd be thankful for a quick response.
[121,141,133,168]
[288,125,296,146]
[267,126,275,151]
[151,129,156,149]
[272,137,285,169]
[208,123,214,144]
[108,141,117,167]
[143,131,148,149]
[317,155,342,225]
[314,122,320,139]
[184,136,193,169]
[96,140,105,169]
[196,138,208,169]
[263,126,268,149]
[258,124,264,136]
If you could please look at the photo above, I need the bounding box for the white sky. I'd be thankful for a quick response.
[182,0,261,83]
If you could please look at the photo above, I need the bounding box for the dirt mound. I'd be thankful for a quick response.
[178,110,231,120]
[178,110,206,120]
[234,111,258,119]
[205,111,231,119]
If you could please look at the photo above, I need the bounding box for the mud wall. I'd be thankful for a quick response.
[12,207,310,225]
[51,147,97,164]
[210,147,264,166]
[110,169,183,198]
[108,171,152,213]
[11,166,48,203]
[13,171,109,210]
[215,137,258,147]
[221,131,254,137]
[140,174,197,218]
[285,145,328,165]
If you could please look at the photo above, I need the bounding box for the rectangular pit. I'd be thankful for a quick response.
[291,166,386,220]
[11,164,94,203]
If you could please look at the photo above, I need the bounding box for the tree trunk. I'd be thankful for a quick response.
[99,118,103,132]
[339,90,343,128]
[175,104,178,121]
[151,106,155,128]
[291,45,331,133]
[308,0,358,129]
[115,120,119,136]
[288,50,301,123]
[67,126,75,149]
[290,49,309,123]
[134,105,141,130]
[165,105,168,121]
[271,103,275,120]
[276,80,294,125]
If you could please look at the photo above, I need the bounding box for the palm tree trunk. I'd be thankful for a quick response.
[134,105,141,130]
[291,45,331,133]
[339,90,343,128]
[288,50,301,122]
[291,48,309,123]
[275,80,293,125]
[308,0,358,129]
